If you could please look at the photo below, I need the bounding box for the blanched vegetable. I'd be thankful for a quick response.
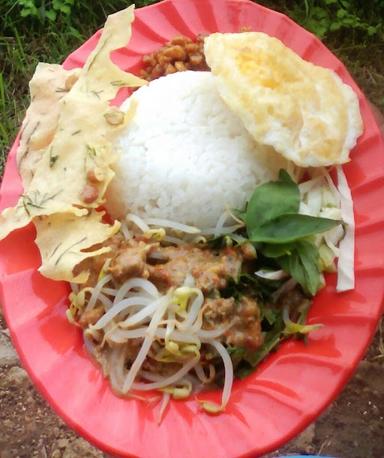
[336,165,355,291]
[243,170,341,295]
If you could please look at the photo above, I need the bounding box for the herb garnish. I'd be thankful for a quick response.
[18,190,63,216]
[90,90,104,99]
[48,147,58,167]
[110,80,128,87]
[243,170,340,295]
[86,144,97,157]
[54,236,87,266]
[55,87,68,93]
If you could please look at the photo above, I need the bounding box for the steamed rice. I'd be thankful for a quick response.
[106,71,293,228]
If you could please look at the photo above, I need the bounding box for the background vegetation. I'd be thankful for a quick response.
[0,0,383,177]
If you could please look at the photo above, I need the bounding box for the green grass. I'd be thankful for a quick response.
[1,0,383,179]
[0,0,156,178]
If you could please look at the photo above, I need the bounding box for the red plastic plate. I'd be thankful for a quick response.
[1,1,384,457]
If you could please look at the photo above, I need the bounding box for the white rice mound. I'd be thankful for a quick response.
[106,71,293,228]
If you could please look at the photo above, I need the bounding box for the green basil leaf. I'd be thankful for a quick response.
[278,250,307,292]
[297,241,322,296]
[261,242,295,258]
[296,241,322,295]
[227,346,246,365]
[245,169,300,231]
[243,316,285,367]
[249,214,341,244]
[235,364,254,379]
[263,306,281,325]
[277,240,322,295]
[278,169,296,184]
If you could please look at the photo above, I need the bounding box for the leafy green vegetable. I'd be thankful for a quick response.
[262,306,281,326]
[229,322,284,378]
[245,169,300,230]
[237,273,284,303]
[234,365,254,380]
[242,169,341,295]
[231,300,323,378]
[249,213,341,244]
[243,314,285,367]
[227,170,341,379]
[227,346,245,365]
[262,242,294,258]
[277,240,322,295]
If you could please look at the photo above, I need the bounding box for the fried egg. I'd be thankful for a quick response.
[204,32,363,167]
